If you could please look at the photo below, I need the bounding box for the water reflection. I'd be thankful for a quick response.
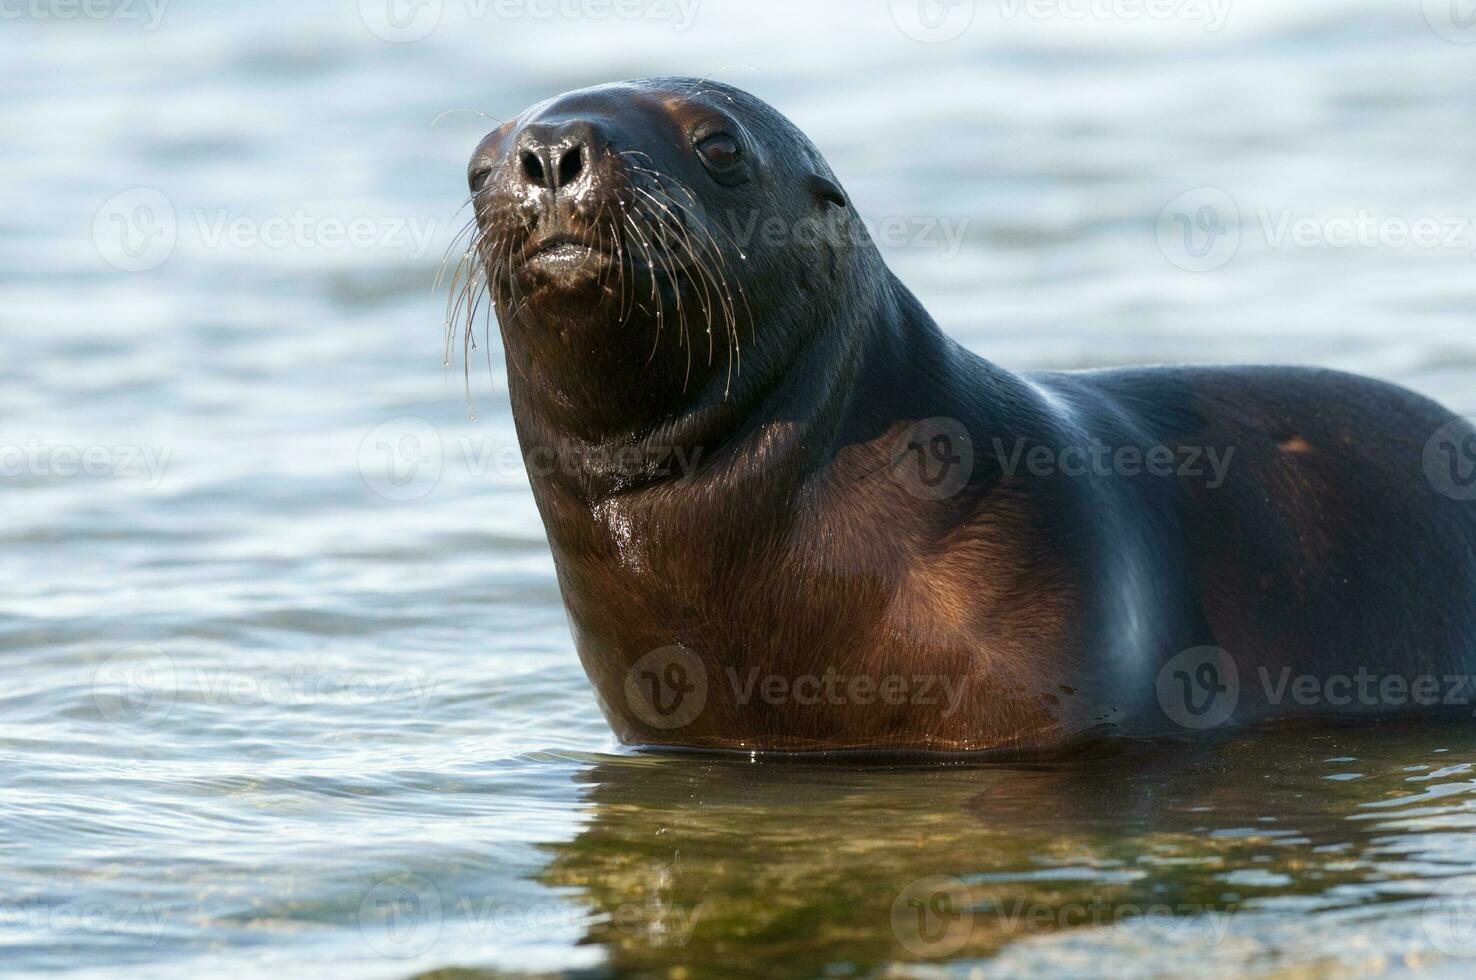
[511,723,1476,975]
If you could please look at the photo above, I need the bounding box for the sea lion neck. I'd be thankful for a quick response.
[506,245,903,504]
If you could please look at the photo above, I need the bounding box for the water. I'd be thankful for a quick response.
[6,0,1476,975]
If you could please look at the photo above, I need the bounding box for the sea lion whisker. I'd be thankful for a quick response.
[679,205,754,350]
[614,202,631,319]
[445,230,494,373]
[433,214,482,293]
[430,106,505,128]
[621,211,673,368]
[623,172,746,393]
[628,198,689,367]
[630,186,720,366]
[632,195,700,388]
[440,219,487,335]
[595,157,751,394]
[633,178,747,390]
[623,164,743,321]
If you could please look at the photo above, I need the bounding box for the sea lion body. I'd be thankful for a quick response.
[460,77,1476,754]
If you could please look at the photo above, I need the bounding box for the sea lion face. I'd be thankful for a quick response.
[468,81,753,298]
[460,78,852,423]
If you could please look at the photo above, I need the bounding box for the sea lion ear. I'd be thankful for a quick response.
[807,174,847,209]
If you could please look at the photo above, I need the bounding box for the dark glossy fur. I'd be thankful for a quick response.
[463,77,1476,755]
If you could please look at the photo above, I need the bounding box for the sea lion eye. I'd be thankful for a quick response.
[696,133,741,171]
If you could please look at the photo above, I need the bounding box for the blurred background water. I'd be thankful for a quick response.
[6,0,1476,975]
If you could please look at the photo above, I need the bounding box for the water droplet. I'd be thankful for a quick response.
[469,413,478,423]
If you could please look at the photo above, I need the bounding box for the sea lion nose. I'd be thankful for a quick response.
[515,121,601,194]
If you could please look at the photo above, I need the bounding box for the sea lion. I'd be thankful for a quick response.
[454,76,1476,755]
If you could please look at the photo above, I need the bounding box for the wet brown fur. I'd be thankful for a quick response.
[460,78,1476,756]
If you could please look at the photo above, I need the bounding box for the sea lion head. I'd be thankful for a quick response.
[456,77,868,440]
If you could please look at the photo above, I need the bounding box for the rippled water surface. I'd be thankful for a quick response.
[8,1,1476,975]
